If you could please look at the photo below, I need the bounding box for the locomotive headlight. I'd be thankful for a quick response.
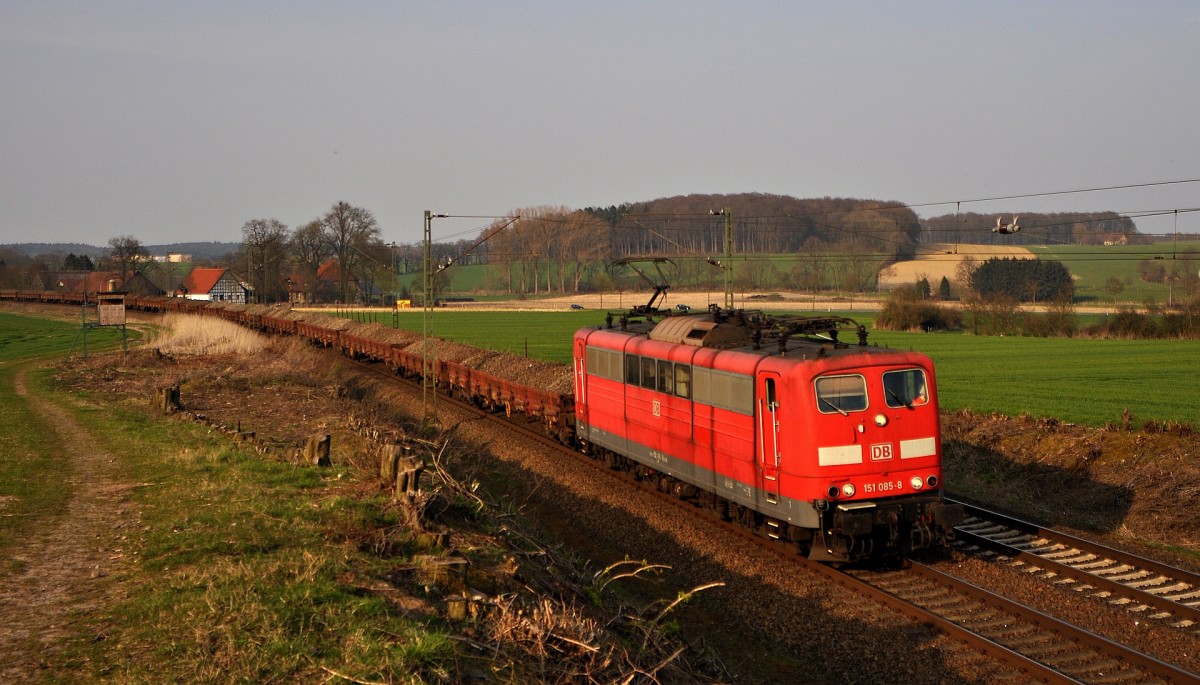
[841,483,856,497]
[874,413,888,427]
[927,475,939,488]
[910,476,924,490]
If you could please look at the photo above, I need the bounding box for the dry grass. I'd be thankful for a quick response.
[152,313,272,356]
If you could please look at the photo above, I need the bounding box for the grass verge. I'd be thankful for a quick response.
[34,377,456,683]
[0,311,129,555]
[0,363,72,556]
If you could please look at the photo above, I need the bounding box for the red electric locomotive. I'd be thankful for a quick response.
[573,307,963,562]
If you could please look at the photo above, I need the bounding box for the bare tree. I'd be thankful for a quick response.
[953,255,978,297]
[289,219,330,303]
[107,235,147,281]
[241,219,290,303]
[1103,276,1126,313]
[321,201,380,303]
[559,211,608,292]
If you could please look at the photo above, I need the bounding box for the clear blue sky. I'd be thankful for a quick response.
[2,1,1198,247]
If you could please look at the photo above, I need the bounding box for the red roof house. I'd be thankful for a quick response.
[177,268,249,303]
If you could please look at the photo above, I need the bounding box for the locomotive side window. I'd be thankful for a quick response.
[585,346,623,382]
[640,356,658,390]
[694,367,754,415]
[673,364,692,399]
[883,369,929,408]
[657,360,673,393]
[625,354,641,385]
[815,375,868,414]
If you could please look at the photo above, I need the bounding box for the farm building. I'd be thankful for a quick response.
[176,268,251,303]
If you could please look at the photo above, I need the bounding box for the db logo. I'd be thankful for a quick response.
[870,443,893,461]
[652,400,661,417]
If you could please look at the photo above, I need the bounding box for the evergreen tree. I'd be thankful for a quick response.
[938,276,952,300]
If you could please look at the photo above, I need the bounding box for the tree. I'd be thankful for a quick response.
[877,287,961,332]
[107,235,147,280]
[954,255,978,297]
[1044,294,1078,337]
[969,258,1073,303]
[938,276,952,300]
[1103,276,1125,312]
[289,220,331,303]
[63,253,94,271]
[983,294,1021,335]
[355,239,394,305]
[241,218,290,303]
[914,277,931,300]
[1136,259,1167,284]
[321,202,380,303]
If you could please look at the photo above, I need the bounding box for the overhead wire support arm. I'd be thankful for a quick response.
[434,215,520,274]
[422,211,519,429]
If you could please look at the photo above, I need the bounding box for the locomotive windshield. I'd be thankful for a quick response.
[882,369,929,408]
[815,375,867,414]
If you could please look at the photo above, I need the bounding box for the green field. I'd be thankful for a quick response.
[1030,241,1200,305]
[870,330,1199,427]
[350,309,1198,427]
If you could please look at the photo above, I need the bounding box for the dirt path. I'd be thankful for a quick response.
[0,366,136,680]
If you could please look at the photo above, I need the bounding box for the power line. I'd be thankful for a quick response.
[907,178,1200,211]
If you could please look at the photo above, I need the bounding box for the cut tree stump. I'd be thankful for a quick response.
[156,384,181,413]
[396,455,425,500]
[303,433,331,467]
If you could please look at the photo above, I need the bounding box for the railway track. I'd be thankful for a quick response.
[339,352,1200,684]
[847,562,1197,684]
[949,499,1200,631]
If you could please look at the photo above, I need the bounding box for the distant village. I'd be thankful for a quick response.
[48,251,400,307]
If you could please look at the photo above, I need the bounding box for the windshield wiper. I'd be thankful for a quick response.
[819,397,849,416]
[886,388,912,409]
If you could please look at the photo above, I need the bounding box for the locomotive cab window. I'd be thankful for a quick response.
[815,375,867,414]
[883,369,929,408]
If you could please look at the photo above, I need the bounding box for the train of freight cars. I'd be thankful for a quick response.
[0,289,963,562]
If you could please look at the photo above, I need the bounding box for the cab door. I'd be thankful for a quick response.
[757,372,782,504]
[573,336,588,427]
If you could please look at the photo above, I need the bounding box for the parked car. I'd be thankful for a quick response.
[674,303,691,312]
[570,303,585,310]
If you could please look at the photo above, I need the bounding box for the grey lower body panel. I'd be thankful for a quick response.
[580,420,821,528]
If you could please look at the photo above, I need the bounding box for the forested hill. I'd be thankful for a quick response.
[584,193,922,261]
[919,211,1144,247]
[2,241,238,259]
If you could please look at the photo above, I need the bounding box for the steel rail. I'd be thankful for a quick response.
[948,498,1200,626]
[906,561,1199,684]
